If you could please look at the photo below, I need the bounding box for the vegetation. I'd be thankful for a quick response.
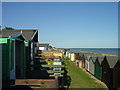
[63,57,107,89]
[2,26,14,30]
[48,45,52,49]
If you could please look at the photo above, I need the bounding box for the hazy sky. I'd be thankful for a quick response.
[2,2,118,48]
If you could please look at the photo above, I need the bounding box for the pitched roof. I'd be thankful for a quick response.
[84,54,92,61]
[0,32,26,41]
[106,56,118,68]
[89,54,104,65]
[79,53,85,56]
[85,54,104,64]
[0,30,20,37]
[39,44,49,47]
[91,57,97,63]
[97,56,105,65]
[1,29,38,41]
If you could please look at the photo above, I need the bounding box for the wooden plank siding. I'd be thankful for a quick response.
[15,79,58,88]
[89,57,95,75]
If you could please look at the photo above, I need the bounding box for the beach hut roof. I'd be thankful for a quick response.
[91,57,97,63]
[97,56,105,65]
[84,55,92,61]
[66,50,73,53]
[0,31,27,41]
[106,56,118,68]
[90,54,103,63]
[79,53,85,56]
[39,43,49,47]
[1,29,38,41]
[85,54,103,63]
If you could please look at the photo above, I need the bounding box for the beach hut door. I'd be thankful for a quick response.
[10,40,16,79]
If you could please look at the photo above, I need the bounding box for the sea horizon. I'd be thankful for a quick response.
[62,48,120,55]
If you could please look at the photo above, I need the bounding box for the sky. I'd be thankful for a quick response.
[2,2,118,48]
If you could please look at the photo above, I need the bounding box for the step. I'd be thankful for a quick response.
[47,70,64,73]
[41,65,65,67]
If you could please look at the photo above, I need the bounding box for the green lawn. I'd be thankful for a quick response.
[64,57,107,89]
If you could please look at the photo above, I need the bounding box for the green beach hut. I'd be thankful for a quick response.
[94,56,104,80]
[1,31,27,87]
[1,29,38,78]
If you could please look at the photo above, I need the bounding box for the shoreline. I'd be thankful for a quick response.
[69,50,120,56]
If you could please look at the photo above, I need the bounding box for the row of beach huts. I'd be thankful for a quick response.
[0,29,39,87]
[1,29,64,89]
[61,49,120,90]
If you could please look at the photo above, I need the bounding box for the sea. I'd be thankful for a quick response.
[69,48,120,55]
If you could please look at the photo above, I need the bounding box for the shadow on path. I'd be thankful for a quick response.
[59,67,71,90]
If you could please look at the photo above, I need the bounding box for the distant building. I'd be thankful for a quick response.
[39,43,49,50]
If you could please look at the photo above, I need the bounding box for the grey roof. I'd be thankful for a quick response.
[79,53,85,56]
[85,54,104,64]
[91,57,97,63]
[1,29,38,41]
[97,56,105,65]
[1,30,20,37]
[0,31,26,40]
[89,54,104,65]
[106,56,119,68]
[84,55,92,61]
[39,44,49,47]
[66,51,75,53]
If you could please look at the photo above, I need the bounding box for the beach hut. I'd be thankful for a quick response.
[2,29,38,78]
[68,52,71,59]
[101,56,119,89]
[75,53,80,60]
[65,51,70,58]
[34,42,39,54]
[1,32,27,86]
[69,52,80,62]
[94,56,104,80]
[80,54,85,68]
[20,30,38,61]
[75,60,80,67]
[39,43,49,50]
[75,53,85,68]
[89,56,96,75]
[70,53,75,61]
[2,29,38,61]
[85,55,91,71]
[63,49,70,55]
[113,59,120,89]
